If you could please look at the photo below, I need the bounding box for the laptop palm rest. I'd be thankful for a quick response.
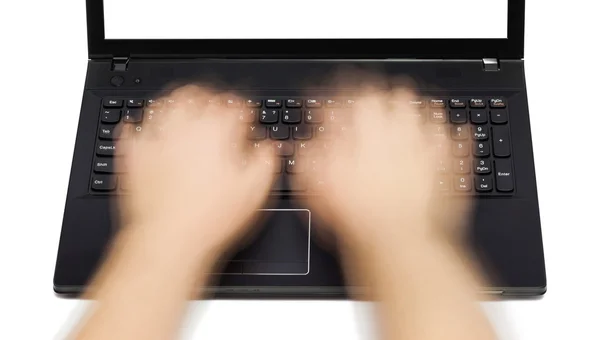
[226,209,311,275]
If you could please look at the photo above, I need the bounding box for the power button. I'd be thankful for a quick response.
[110,76,124,87]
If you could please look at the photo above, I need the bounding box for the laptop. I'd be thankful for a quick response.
[53,0,546,297]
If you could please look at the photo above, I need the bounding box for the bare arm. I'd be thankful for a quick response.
[68,86,274,340]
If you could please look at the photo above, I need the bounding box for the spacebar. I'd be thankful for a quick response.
[271,175,306,192]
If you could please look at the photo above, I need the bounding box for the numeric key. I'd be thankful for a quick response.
[259,109,279,124]
[454,175,472,191]
[282,109,302,123]
[305,109,323,123]
[473,141,490,157]
[123,109,143,123]
[473,158,491,174]
[472,125,489,140]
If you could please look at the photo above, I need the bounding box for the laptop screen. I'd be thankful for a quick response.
[103,0,508,40]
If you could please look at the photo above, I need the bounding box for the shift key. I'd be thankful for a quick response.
[494,159,514,192]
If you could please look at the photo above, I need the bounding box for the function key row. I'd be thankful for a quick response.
[103,97,506,110]
[103,98,358,109]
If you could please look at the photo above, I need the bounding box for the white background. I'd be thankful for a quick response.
[0,0,599,339]
[104,0,507,39]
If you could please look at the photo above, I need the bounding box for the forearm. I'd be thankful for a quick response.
[70,225,211,340]
[354,228,496,340]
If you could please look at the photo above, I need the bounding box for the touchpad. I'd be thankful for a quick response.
[232,209,310,275]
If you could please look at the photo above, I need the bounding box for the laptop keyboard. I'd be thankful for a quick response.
[90,96,514,196]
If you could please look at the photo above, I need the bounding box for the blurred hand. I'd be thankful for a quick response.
[296,88,471,262]
[116,85,275,264]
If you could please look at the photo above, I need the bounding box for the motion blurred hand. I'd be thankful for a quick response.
[116,85,275,266]
[295,87,473,285]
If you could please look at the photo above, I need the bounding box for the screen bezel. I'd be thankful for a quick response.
[87,0,525,59]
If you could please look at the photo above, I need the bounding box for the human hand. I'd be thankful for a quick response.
[296,87,472,258]
[115,85,275,266]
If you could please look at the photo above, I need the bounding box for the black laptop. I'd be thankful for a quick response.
[54,0,546,297]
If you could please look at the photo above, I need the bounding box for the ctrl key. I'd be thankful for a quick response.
[494,159,514,192]
[91,176,116,191]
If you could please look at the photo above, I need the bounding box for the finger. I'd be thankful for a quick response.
[242,145,276,203]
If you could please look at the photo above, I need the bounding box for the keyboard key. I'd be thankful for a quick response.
[450,110,467,124]
[451,125,469,140]
[236,109,257,123]
[325,99,341,107]
[454,175,472,192]
[429,109,447,123]
[453,158,471,174]
[265,99,282,108]
[449,98,466,108]
[123,109,143,123]
[293,125,312,140]
[472,125,489,140]
[470,110,487,124]
[305,109,324,123]
[101,109,121,123]
[473,141,490,157]
[469,99,486,108]
[98,125,117,140]
[306,99,322,108]
[282,109,302,124]
[286,99,303,108]
[344,99,356,108]
[245,99,262,108]
[270,125,290,140]
[409,100,426,109]
[475,175,493,192]
[432,125,448,138]
[490,109,508,124]
[247,125,267,140]
[473,158,492,174]
[437,175,450,191]
[492,126,511,157]
[91,176,116,191]
[126,99,144,108]
[146,99,163,107]
[96,142,122,156]
[272,141,294,156]
[494,159,514,192]
[259,109,279,124]
[94,158,115,173]
[226,99,241,108]
[315,125,331,139]
[429,99,446,108]
[489,98,506,108]
[286,158,305,173]
[452,141,469,157]
[103,99,123,108]
[436,159,449,174]
[207,97,221,106]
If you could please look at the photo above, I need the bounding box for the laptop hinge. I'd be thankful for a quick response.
[111,57,130,71]
[482,58,499,71]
